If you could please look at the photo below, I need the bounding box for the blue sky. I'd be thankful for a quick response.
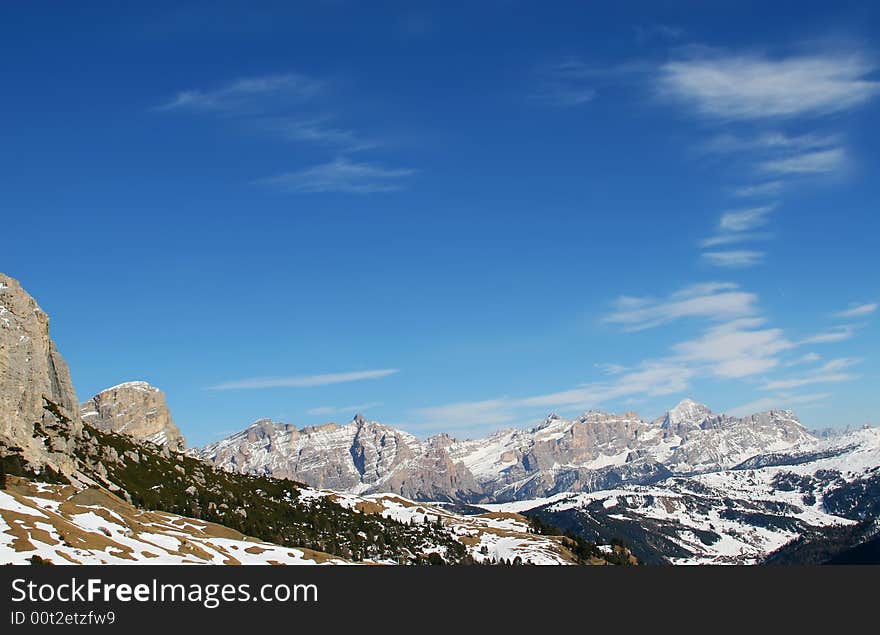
[2,1,878,446]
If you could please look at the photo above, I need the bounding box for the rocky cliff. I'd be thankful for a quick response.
[200,414,481,501]
[0,273,82,476]
[81,381,185,450]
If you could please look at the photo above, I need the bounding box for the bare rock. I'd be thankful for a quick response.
[0,273,82,475]
[81,381,185,450]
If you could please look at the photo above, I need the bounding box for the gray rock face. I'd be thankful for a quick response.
[0,273,82,475]
[200,414,481,501]
[200,399,817,502]
[80,382,185,450]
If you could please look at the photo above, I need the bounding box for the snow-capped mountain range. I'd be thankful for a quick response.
[198,399,817,503]
[481,426,880,564]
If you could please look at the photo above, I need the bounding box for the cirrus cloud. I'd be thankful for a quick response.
[208,368,399,391]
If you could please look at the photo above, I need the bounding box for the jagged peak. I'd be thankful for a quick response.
[536,412,564,429]
[664,398,713,425]
[249,417,281,427]
[98,380,160,394]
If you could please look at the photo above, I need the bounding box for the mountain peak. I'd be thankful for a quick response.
[665,398,713,425]
[103,380,159,393]
[81,381,185,450]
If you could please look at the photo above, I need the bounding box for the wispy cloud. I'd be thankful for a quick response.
[158,72,404,183]
[413,360,697,433]
[763,358,861,390]
[801,325,857,344]
[759,147,846,174]
[699,132,841,157]
[603,282,757,331]
[261,116,376,152]
[786,352,821,367]
[719,205,776,231]
[260,158,416,193]
[659,52,879,119]
[518,361,695,409]
[412,399,521,431]
[724,392,830,417]
[159,73,323,113]
[307,402,384,417]
[700,232,770,248]
[528,57,654,107]
[731,181,784,198]
[835,302,877,318]
[530,59,597,107]
[413,276,869,436]
[208,368,399,391]
[672,318,795,378]
[414,316,796,429]
[700,205,775,266]
[702,250,765,268]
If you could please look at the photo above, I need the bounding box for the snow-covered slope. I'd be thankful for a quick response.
[0,477,346,565]
[478,428,880,564]
[293,487,590,565]
[199,400,816,502]
[0,476,609,566]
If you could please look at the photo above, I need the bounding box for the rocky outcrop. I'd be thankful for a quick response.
[200,414,482,501]
[0,273,82,476]
[80,382,185,450]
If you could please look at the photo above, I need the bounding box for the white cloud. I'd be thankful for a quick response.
[159,73,392,165]
[763,358,861,390]
[764,373,857,391]
[595,363,629,375]
[785,352,821,367]
[700,132,840,155]
[604,282,757,330]
[414,279,870,436]
[835,302,877,318]
[260,158,416,193]
[160,74,322,112]
[719,205,776,232]
[801,325,857,344]
[411,399,520,431]
[519,361,695,409]
[414,313,797,431]
[759,147,846,174]
[659,52,879,119]
[700,232,770,248]
[732,181,784,198]
[700,207,774,260]
[672,318,795,378]
[262,116,375,152]
[208,369,399,391]
[702,250,765,268]
[724,392,830,417]
[819,357,861,372]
